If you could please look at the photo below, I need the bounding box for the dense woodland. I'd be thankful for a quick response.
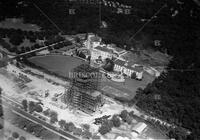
[0,0,200,139]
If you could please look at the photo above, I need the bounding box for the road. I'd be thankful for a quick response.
[0,40,68,66]
[18,40,67,57]
[1,95,80,140]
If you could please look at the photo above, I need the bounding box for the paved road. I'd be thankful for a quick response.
[1,95,80,140]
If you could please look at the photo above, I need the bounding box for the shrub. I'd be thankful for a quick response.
[19,136,26,140]
[120,110,129,121]
[64,122,75,132]
[12,132,19,139]
[82,124,90,130]
[7,137,14,140]
[111,115,121,127]
[0,123,3,129]
[59,120,66,129]
[131,72,137,79]
[82,130,92,139]
[73,128,82,136]
[98,120,113,135]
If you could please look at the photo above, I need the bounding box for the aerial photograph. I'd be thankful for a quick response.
[0,0,199,140]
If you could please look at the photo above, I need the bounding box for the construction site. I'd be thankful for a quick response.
[62,64,104,113]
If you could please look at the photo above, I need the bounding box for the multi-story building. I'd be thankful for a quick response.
[114,59,144,80]
[85,34,102,49]
[91,46,113,61]
[62,64,103,113]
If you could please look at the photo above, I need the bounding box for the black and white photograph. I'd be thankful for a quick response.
[0,0,199,140]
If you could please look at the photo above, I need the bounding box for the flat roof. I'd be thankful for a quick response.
[95,46,113,53]
[108,44,125,53]
[114,59,126,66]
[114,59,143,72]
[132,122,147,134]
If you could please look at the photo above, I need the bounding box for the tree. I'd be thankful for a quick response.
[21,46,26,53]
[82,124,90,131]
[49,111,58,118]
[119,110,132,124]
[103,58,114,72]
[92,135,101,140]
[28,101,35,113]
[33,125,43,137]
[12,132,19,139]
[65,122,75,132]
[59,120,66,129]
[74,36,81,43]
[73,127,82,136]
[34,104,43,113]
[7,137,14,140]
[79,51,86,59]
[131,72,136,79]
[87,55,91,62]
[129,111,135,117]
[120,110,129,121]
[50,115,58,124]
[26,123,36,133]
[98,124,111,135]
[43,109,50,116]
[0,123,3,129]
[19,136,26,140]
[111,115,121,127]
[82,130,92,139]
[9,32,24,46]
[98,120,113,135]
[125,114,133,125]
[49,111,58,123]
[22,99,28,111]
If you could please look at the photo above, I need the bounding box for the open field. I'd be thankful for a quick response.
[101,72,155,100]
[28,55,87,78]
[28,54,154,100]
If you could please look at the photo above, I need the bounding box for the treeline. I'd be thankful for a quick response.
[0,28,69,54]
[0,0,176,51]
[134,0,200,139]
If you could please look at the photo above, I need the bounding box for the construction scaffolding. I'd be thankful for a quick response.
[62,64,103,113]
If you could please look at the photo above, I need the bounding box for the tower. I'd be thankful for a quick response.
[62,64,103,113]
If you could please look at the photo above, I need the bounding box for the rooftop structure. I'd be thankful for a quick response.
[107,44,127,56]
[62,64,103,113]
[85,34,102,49]
[114,59,144,80]
[131,122,147,135]
[95,46,113,53]
[91,46,113,61]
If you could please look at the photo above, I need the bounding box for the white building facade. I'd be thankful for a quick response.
[114,59,143,80]
[91,46,113,60]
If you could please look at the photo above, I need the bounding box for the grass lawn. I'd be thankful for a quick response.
[101,72,155,100]
[28,55,87,78]
[28,54,154,100]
